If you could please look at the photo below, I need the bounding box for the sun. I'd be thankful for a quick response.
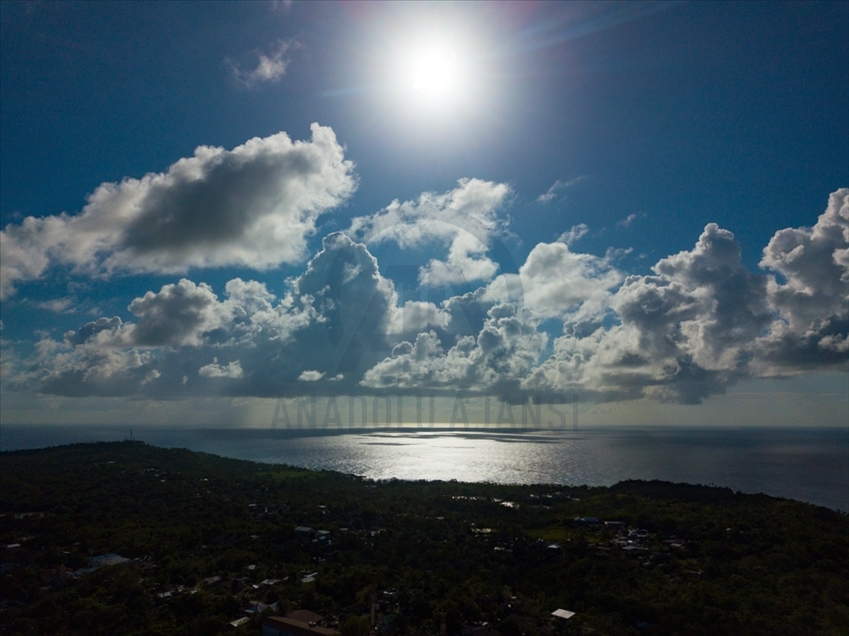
[392,36,472,117]
[376,20,493,131]
[408,45,461,103]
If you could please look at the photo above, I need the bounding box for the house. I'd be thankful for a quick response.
[287,610,325,624]
[295,526,314,538]
[263,611,341,636]
[89,553,130,567]
[246,601,279,615]
[551,609,575,620]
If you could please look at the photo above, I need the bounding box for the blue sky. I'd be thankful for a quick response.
[1,1,846,427]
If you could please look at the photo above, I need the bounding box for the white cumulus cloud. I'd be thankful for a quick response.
[760,188,849,331]
[348,178,510,286]
[0,125,356,300]
[199,358,244,379]
[484,240,621,319]
[5,189,846,406]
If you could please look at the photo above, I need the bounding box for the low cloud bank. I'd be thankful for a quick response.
[3,146,846,405]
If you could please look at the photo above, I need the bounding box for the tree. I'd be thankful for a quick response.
[341,614,370,636]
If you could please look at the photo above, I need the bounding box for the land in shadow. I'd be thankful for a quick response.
[1,441,847,635]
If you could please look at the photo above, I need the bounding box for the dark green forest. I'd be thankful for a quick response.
[1,441,847,635]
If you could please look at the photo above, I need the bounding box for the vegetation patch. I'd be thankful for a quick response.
[1,442,847,636]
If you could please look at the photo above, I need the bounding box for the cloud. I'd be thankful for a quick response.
[616,212,645,228]
[348,178,510,286]
[0,125,356,299]
[293,232,397,361]
[199,358,244,379]
[229,39,300,86]
[537,176,587,203]
[520,196,846,403]
[140,277,313,349]
[484,239,621,319]
[755,188,849,374]
[523,222,776,403]
[556,223,589,246]
[29,274,317,397]
[760,188,849,331]
[362,303,547,395]
[755,316,849,373]
[36,297,76,313]
[0,226,50,300]
[6,189,846,405]
[59,277,311,353]
[127,279,223,347]
[649,223,773,369]
[21,338,160,398]
[386,300,450,336]
[8,232,400,398]
[419,232,498,286]
[64,316,124,347]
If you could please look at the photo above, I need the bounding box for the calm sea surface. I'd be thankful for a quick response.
[1,425,847,511]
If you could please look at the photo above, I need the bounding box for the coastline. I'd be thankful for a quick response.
[2,424,846,511]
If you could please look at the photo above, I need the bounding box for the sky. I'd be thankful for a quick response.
[0,1,847,428]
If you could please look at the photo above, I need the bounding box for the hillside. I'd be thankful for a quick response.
[1,442,847,635]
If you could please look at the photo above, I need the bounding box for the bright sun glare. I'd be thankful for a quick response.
[393,36,472,117]
[408,46,460,102]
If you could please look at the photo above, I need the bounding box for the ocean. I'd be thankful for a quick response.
[1,425,847,511]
